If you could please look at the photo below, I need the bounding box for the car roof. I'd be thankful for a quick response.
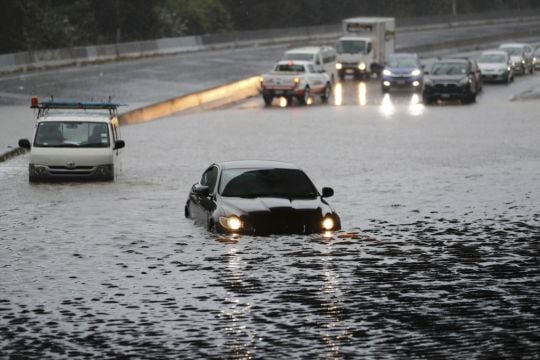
[499,43,527,48]
[480,50,508,55]
[276,60,313,66]
[36,112,114,123]
[435,58,469,63]
[218,160,299,170]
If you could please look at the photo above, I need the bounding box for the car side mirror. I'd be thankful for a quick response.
[114,140,125,150]
[18,139,31,150]
[321,187,334,198]
[192,184,210,197]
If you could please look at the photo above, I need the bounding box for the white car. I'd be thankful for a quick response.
[259,60,332,106]
[18,98,126,182]
[498,43,535,75]
[477,50,514,83]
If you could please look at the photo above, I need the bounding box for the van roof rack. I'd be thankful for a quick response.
[31,96,124,118]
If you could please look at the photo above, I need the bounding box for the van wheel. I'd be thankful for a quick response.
[320,83,331,103]
[263,95,273,107]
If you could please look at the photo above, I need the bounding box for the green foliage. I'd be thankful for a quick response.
[0,0,538,53]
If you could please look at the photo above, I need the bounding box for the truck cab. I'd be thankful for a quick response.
[336,17,395,80]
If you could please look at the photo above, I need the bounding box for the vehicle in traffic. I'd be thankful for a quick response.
[282,46,338,83]
[259,60,332,106]
[18,97,126,182]
[380,53,424,92]
[185,160,341,235]
[423,58,482,104]
[477,50,514,83]
[336,17,395,80]
[498,43,535,75]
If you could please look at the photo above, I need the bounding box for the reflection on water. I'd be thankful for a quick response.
[379,93,395,117]
[408,94,425,116]
[334,82,343,106]
[358,82,367,107]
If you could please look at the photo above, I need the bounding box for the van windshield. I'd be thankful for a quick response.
[336,40,365,54]
[34,121,110,148]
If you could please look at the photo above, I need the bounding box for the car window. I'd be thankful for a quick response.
[431,62,467,75]
[478,54,506,63]
[219,168,318,199]
[34,121,110,147]
[283,53,314,62]
[201,166,219,193]
[275,64,305,72]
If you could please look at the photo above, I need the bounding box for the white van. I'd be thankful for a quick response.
[282,46,338,83]
[18,98,125,182]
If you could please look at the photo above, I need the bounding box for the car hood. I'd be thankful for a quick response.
[220,196,326,215]
[478,63,507,71]
[427,74,466,83]
[509,55,524,62]
[386,67,419,75]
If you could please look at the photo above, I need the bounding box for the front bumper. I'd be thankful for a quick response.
[423,83,470,100]
[29,163,115,181]
[261,87,304,97]
[481,70,510,82]
[382,76,423,89]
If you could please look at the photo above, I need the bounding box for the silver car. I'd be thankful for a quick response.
[477,50,514,83]
[498,43,535,75]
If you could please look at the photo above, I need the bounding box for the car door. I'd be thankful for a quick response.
[190,165,219,223]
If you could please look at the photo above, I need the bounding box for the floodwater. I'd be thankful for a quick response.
[1,77,539,358]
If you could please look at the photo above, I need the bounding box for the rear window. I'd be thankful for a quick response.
[275,64,305,72]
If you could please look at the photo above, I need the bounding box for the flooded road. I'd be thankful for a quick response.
[1,73,540,358]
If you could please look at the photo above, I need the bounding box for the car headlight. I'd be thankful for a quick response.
[459,77,470,85]
[219,216,242,231]
[411,69,421,76]
[322,216,335,231]
[358,62,367,71]
[336,63,343,70]
[382,69,392,76]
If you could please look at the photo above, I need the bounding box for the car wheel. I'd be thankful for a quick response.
[263,95,273,107]
[320,83,331,103]
[298,87,310,105]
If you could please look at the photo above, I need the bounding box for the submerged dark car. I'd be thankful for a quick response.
[185,160,341,235]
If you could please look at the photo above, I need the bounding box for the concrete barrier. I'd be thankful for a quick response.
[118,76,261,125]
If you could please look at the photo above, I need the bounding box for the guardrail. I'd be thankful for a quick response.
[1,9,540,74]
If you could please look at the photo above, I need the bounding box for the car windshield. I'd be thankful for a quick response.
[387,57,418,68]
[275,64,305,72]
[34,121,110,147]
[219,168,318,199]
[500,47,521,56]
[478,54,506,63]
[431,62,467,75]
[336,40,365,54]
[282,53,314,62]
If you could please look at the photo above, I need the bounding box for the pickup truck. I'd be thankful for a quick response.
[259,60,332,106]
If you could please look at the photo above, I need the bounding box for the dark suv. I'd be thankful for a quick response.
[423,58,482,104]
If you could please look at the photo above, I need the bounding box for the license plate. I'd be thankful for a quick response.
[441,94,451,99]
[275,90,283,95]
[397,80,406,85]
[346,69,354,74]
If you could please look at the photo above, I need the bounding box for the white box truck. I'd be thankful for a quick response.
[336,17,395,80]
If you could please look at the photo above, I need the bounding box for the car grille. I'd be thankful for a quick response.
[432,82,466,94]
[48,166,95,175]
[244,208,322,234]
